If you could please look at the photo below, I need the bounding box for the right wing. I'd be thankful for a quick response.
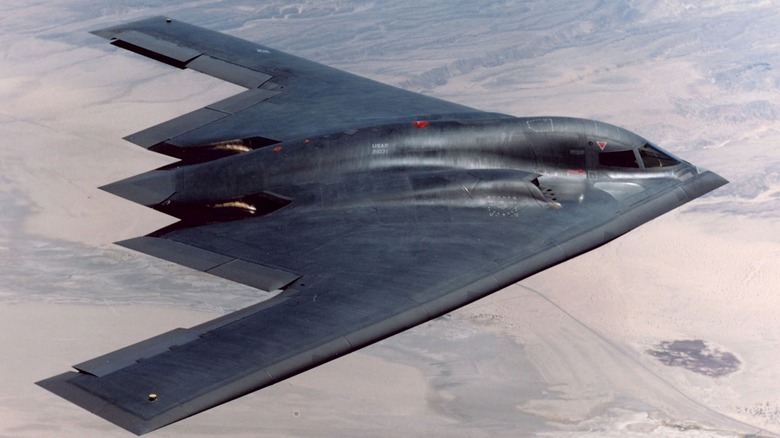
[37,166,726,435]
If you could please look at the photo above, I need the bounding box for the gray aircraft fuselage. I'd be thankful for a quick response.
[112,116,695,228]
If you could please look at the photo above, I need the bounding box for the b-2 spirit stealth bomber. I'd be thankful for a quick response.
[38,16,727,435]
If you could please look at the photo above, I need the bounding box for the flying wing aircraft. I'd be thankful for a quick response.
[38,16,727,435]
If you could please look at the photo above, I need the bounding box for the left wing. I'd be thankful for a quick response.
[91,16,507,162]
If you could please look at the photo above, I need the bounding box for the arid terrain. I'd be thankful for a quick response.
[1,1,778,436]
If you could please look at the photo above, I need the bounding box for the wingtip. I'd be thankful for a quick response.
[90,16,173,40]
[36,372,164,436]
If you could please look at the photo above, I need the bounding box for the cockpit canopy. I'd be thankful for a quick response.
[598,143,679,169]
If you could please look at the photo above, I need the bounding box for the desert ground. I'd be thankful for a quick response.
[1,1,778,436]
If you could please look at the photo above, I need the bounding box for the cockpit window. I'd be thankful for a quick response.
[598,150,639,168]
[638,144,679,168]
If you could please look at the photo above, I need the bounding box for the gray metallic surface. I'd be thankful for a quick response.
[38,16,727,435]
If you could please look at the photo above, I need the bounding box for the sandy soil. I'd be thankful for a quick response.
[2,1,779,437]
[459,208,780,434]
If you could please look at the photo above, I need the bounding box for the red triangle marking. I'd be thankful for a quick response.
[597,141,607,150]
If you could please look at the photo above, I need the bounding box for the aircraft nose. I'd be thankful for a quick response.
[100,169,176,206]
[680,167,728,200]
